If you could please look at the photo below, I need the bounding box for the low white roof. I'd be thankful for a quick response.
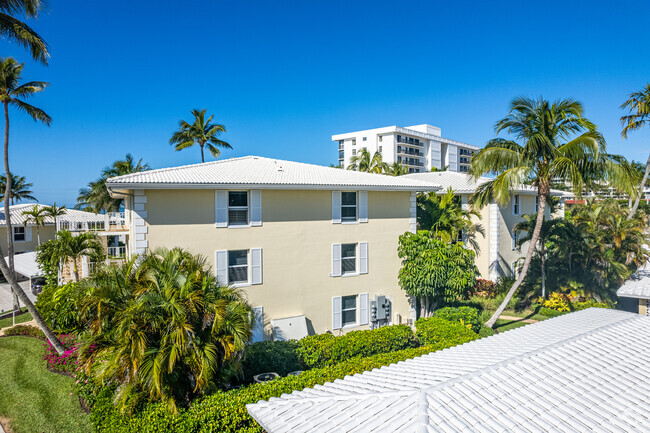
[105,156,440,192]
[247,308,650,432]
[4,252,41,278]
[0,204,105,227]
[617,263,650,299]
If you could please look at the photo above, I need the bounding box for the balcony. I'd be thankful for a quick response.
[397,146,423,157]
[57,212,128,233]
[107,246,127,259]
[396,135,423,146]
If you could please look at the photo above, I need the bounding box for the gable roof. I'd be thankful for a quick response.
[0,204,105,227]
[247,308,650,432]
[106,156,440,192]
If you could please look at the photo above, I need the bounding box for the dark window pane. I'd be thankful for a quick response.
[342,295,356,310]
[229,191,248,207]
[342,192,357,206]
[341,207,356,220]
[229,209,248,225]
[228,250,248,266]
[342,258,356,273]
[342,310,356,326]
[228,266,248,283]
[341,244,356,258]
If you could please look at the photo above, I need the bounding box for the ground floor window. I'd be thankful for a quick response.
[228,250,248,284]
[13,226,25,242]
[342,295,357,326]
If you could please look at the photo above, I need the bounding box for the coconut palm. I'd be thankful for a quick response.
[0,173,36,204]
[44,202,66,231]
[49,230,103,282]
[621,84,650,220]
[471,97,609,328]
[21,204,46,244]
[170,109,231,163]
[347,148,387,173]
[0,0,49,64]
[78,248,253,414]
[386,162,408,176]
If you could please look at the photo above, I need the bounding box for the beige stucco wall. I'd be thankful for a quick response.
[135,188,414,338]
[639,299,647,316]
[0,225,56,254]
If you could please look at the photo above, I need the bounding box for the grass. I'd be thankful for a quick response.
[0,308,32,330]
[493,318,531,333]
[0,336,91,433]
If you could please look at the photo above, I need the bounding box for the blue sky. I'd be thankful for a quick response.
[3,0,650,206]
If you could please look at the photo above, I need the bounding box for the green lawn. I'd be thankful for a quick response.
[0,336,91,433]
[494,318,531,332]
[0,309,32,330]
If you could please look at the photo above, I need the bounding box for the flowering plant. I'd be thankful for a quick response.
[43,333,78,373]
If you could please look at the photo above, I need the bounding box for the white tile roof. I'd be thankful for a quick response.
[247,308,650,432]
[617,264,650,299]
[105,156,440,191]
[0,204,105,227]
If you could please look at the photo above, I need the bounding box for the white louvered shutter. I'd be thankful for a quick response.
[359,191,368,223]
[332,191,341,224]
[332,244,342,277]
[216,250,228,284]
[250,190,262,226]
[215,190,228,228]
[359,242,368,274]
[359,293,369,326]
[251,248,262,285]
[252,306,264,342]
[332,296,342,330]
[81,256,89,278]
[25,227,32,242]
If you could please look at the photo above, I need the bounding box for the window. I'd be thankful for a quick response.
[351,138,356,145]
[352,149,356,156]
[341,192,357,221]
[342,295,357,326]
[512,195,520,215]
[13,226,25,242]
[228,191,248,225]
[362,137,367,141]
[341,243,356,274]
[378,146,382,153]
[338,140,344,149]
[378,135,383,142]
[512,232,517,250]
[228,250,248,284]
[339,149,344,159]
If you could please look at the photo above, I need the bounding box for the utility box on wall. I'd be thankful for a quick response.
[370,296,391,323]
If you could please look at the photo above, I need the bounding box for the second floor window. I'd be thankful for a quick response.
[229,191,248,225]
[13,226,25,242]
[512,195,520,215]
[228,250,248,284]
[341,243,357,274]
[341,192,357,221]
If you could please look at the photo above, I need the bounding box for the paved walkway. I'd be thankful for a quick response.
[498,315,539,324]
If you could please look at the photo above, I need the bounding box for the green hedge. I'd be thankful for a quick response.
[241,341,305,380]
[432,307,480,333]
[2,324,45,339]
[35,283,82,333]
[538,307,568,318]
[415,317,478,346]
[91,334,477,433]
[297,325,417,368]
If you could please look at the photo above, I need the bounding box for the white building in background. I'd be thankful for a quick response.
[332,124,479,173]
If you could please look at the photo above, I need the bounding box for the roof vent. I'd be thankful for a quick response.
[277,165,284,172]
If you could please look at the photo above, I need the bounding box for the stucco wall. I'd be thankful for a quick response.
[138,188,414,338]
[0,225,56,254]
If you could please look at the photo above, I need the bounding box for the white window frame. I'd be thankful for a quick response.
[341,243,357,276]
[228,191,250,227]
[341,191,358,223]
[512,195,520,216]
[341,294,358,328]
[227,249,249,286]
[512,232,518,250]
[13,226,25,242]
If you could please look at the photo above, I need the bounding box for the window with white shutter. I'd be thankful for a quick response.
[341,192,358,222]
[332,296,342,329]
[228,250,248,284]
[250,190,262,226]
[332,191,341,224]
[341,295,357,327]
[359,293,369,326]
[332,244,342,277]
[251,248,262,285]
[359,242,368,274]
[215,250,228,284]
[228,192,249,226]
[215,191,228,228]
[359,191,368,223]
[341,243,356,275]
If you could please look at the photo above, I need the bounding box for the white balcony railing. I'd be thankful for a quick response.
[56,212,127,233]
[107,246,126,258]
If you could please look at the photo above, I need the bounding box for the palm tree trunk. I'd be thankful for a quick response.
[72,259,79,282]
[3,101,17,311]
[627,152,650,220]
[36,226,40,245]
[485,192,547,328]
[200,143,205,163]
[541,247,546,298]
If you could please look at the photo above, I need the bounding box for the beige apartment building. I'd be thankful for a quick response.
[106,156,439,341]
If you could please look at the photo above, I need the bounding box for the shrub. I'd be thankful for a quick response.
[432,307,480,333]
[471,279,497,298]
[89,334,478,433]
[540,292,571,312]
[2,324,45,339]
[43,333,79,373]
[241,341,304,380]
[572,299,614,311]
[538,307,568,318]
[415,317,478,346]
[35,282,84,333]
[297,325,417,368]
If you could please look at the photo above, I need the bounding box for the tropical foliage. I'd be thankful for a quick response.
[21,203,47,244]
[76,154,150,212]
[346,147,387,173]
[0,172,36,204]
[36,230,104,282]
[0,0,49,64]
[44,202,67,228]
[77,248,253,414]
[170,109,231,163]
[385,161,408,176]
[398,231,478,317]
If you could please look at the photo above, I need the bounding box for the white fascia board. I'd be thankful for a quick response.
[331,126,399,141]
[106,183,440,192]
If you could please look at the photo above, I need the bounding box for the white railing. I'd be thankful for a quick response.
[107,212,126,228]
[58,219,106,232]
[107,246,126,258]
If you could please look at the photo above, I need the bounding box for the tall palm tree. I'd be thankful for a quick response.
[471,97,607,328]
[347,148,387,173]
[0,173,36,204]
[386,162,408,176]
[170,109,231,163]
[621,84,650,220]
[50,230,103,282]
[21,204,46,244]
[44,202,66,231]
[0,0,49,64]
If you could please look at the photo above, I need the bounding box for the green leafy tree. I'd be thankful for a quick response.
[78,248,253,414]
[347,148,387,173]
[44,202,66,231]
[21,203,46,244]
[0,0,49,64]
[620,83,650,220]
[470,97,613,328]
[398,231,478,317]
[170,109,231,163]
[40,230,104,282]
[386,162,408,176]
[0,172,36,204]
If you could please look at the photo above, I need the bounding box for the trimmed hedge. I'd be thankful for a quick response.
[2,324,45,339]
[432,307,480,333]
[538,306,568,318]
[91,334,477,433]
[297,325,417,368]
[241,340,304,380]
[415,317,478,346]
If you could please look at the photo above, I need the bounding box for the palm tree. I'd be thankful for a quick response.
[386,162,408,176]
[0,173,36,204]
[76,154,150,212]
[621,84,650,220]
[21,204,46,244]
[50,230,103,282]
[347,148,387,173]
[78,248,252,414]
[44,202,66,231]
[471,97,608,328]
[170,109,231,163]
[0,0,49,64]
